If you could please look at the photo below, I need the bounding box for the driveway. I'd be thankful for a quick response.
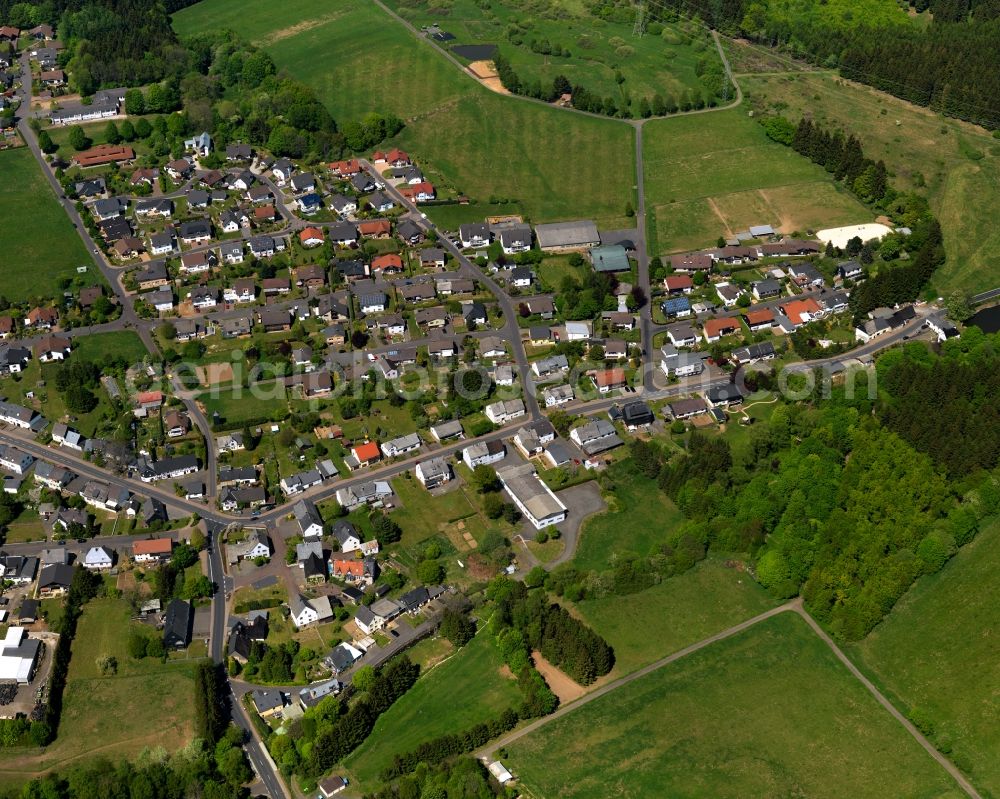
[516,480,606,570]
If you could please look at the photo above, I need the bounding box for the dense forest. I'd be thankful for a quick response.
[533,331,1000,642]
[613,0,1000,128]
[0,0,187,92]
[877,327,1000,478]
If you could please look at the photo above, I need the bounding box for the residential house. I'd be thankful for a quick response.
[732,341,776,365]
[163,599,193,648]
[462,439,505,469]
[706,384,745,407]
[715,282,743,308]
[258,307,291,332]
[743,308,776,332]
[415,457,452,489]
[430,419,464,442]
[836,260,864,281]
[358,292,387,314]
[132,538,173,563]
[289,594,334,628]
[670,253,713,273]
[24,306,58,330]
[787,263,825,287]
[381,433,421,459]
[485,399,526,425]
[664,275,694,294]
[564,320,592,341]
[83,546,114,570]
[331,557,377,587]
[0,445,33,475]
[138,454,199,482]
[702,317,741,343]
[570,419,623,455]
[299,227,325,248]
[591,368,627,393]
[781,297,822,328]
[660,344,704,378]
[293,500,324,538]
[621,400,655,429]
[751,279,781,300]
[459,223,491,249]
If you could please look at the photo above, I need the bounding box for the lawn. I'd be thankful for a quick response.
[740,69,1000,295]
[383,0,724,113]
[196,387,290,427]
[572,459,685,572]
[71,331,150,364]
[389,474,479,546]
[574,558,775,675]
[172,0,636,229]
[0,598,198,782]
[0,148,103,302]
[642,108,870,254]
[505,612,962,799]
[849,517,1000,795]
[342,630,521,788]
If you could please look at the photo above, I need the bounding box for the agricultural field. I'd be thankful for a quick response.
[0,598,197,783]
[0,148,103,302]
[385,0,727,112]
[342,630,521,788]
[739,68,1000,295]
[643,108,870,254]
[572,459,685,572]
[574,558,775,675]
[505,612,962,799]
[850,517,1000,795]
[172,0,636,229]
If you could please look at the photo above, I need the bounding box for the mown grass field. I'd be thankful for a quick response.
[849,517,1000,795]
[0,598,197,782]
[643,108,870,254]
[71,331,150,363]
[740,69,1000,295]
[572,459,685,572]
[505,612,962,799]
[173,0,635,228]
[574,558,775,675]
[342,630,520,788]
[0,148,102,302]
[385,0,720,108]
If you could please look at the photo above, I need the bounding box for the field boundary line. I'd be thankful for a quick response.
[793,606,983,799]
[479,598,798,755]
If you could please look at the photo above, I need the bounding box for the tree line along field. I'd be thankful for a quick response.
[0,148,104,303]
[849,517,1000,796]
[504,612,964,799]
[0,598,197,787]
[643,108,872,255]
[172,0,636,230]
[385,0,725,112]
[740,69,1000,296]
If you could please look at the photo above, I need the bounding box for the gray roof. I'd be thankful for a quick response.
[535,220,600,249]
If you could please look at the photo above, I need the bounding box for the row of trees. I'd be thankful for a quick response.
[488,577,614,685]
[266,655,419,781]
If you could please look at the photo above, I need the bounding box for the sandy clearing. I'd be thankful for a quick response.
[258,12,345,45]
[532,650,587,704]
[466,60,511,96]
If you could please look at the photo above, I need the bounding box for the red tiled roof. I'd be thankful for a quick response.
[593,368,626,387]
[332,559,363,577]
[664,275,693,290]
[133,538,173,555]
[744,308,776,326]
[781,297,822,325]
[353,441,381,462]
[703,317,741,338]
